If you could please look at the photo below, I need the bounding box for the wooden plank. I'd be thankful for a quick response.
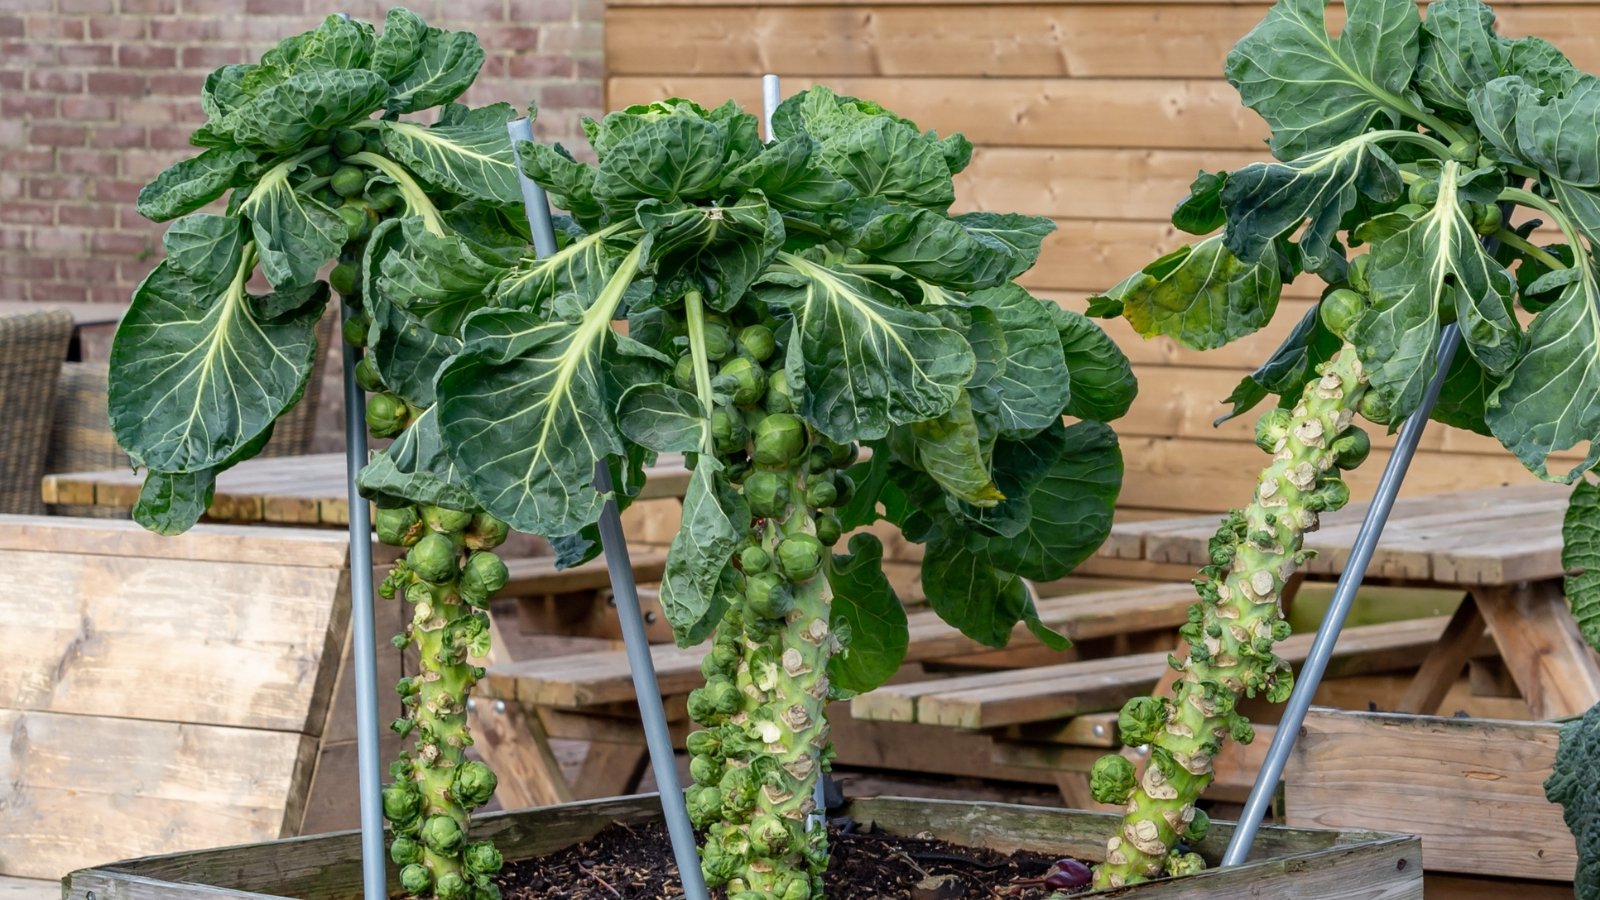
[0,710,317,880]
[500,551,668,597]
[0,515,349,568]
[1423,873,1575,899]
[1396,596,1484,714]
[0,876,57,900]
[1287,708,1574,882]
[468,699,573,808]
[1475,582,1600,719]
[569,741,649,800]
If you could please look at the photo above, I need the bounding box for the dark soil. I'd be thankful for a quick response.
[498,819,1086,899]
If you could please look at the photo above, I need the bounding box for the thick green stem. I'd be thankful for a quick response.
[1091,348,1369,888]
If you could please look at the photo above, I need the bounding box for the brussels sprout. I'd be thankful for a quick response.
[331,165,367,198]
[363,132,385,155]
[333,127,365,158]
[366,392,407,438]
[335,206,368,244]
[434,872,469,900]
[1184,807,1210,842]
[751,813,794,857]
[453,760,498,808]
[421,814,466,854]
[1331,427,1370,470]
[833,472,856,505]
[308,151,340,177]
[1358,390,1393,425]
[465,513,509,550]
[690,752,722,784]
[739,545,772,573]
[374,505,421,547]
[354,355,384,392]
[367,183,402,214]
[686,728,722,757]
[1306,477,1351,512]
[389,834,424,865]
[687,784,723,826]
[410,533,459,584]
[1254,408,1292,452]
[465,840,504,875]
[688,679,742,723]
[1090,754,1138,804]
[814,513,842,546]
[765,368,795,413]
[753,414,807,466]
[342,312,370,348]
[382,782,421,825]
[1167,852,1206,877]
[1473,200,1503,236]
[776,534,824,581]
[702,321,734,360]
[462,551,509,594]
[738,323,776,361]
[673,354,698,391]
[804,479,837,509]
[716,356,767,407]
[423,504,474,534]
[1408,178,1440,206]
[1118,695,1169,747]
[746,572,795,619]
[1349,253,1371,294]
[711,408,748,454]
[399,863,433,895]
[744,470,791,518]
[1395,202,1427,218]
[1318,288,1365,338]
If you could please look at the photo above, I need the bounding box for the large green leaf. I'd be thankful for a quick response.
[636,194,784,311]
[384,26,483,114]
[965,284,1073,435]
[1544,701,1600,900]
[593,114,729,211]
[357,405,479,512]
[1511,75,1600,186]
[922,534,1031,648]
[435,246,648,537]
[718,134,853,212]
[518,141,604,222]
[617,383,705,454]
[853,207,1044,291]
[368,295,458,407]
[110,227,323,473]
[221,69,389,153]
[493,222,632,312]
[908,391,1002,506]
[818,116,955,210]
[136,147,258,223]
[238,155,346,289]
[985,420,1122,582]
[132,426,276,536]
[371,7,427,82]
[378,103,521,206]
[954,213,1056,278]
[1091,235,1282,351]
[827,534,909,696]
[1224,0,1423,158]
[1561,480,1600,655]
[1486,257,1600,481]
[660,460,749,645]
[374,217,504,335]
[1221,133,1402,269]
[764,251,974,443]
[1052,306,1138,423]
[1431,349,1499,435]
[1417,0,1505,113]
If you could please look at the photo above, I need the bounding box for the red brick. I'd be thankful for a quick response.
[89,284,137,304]
[0,72,22,91]
[575,56,601,80]
[537,21,599,54]
[31,123,88,146]
[59,95,117,121]
[2,148,55,172]
[26,15,85,40]
[0,228,30,251]
[1,94,57,118]
[60,0,116,12]
[536,81,601,109]
[91,231,152,256]
[28,70,82,92]
[60,150,118,176]
[29,177,89,201]
[0,203,53,226]
[121,0,178,11]
[119,98,185,126]
[244,0,304,14]
[180,44,249,69]
[60,44,116,67]
[87,71,148,96]
[507,53,572,79]
[57,204,117,229]
[0,121,23,147]
[32,227,89,254]
[89,17,147,40]
[436,0,507,23]
[93,179,144,204]
[0,15,22,37]
[91,124,147,148]
[4,41,58,65]
[0,256,59,279]
[147,72,206,96]
[479,25,538,50]
[119,44,177,68]
[182,0,254,14]
[508,0,571,19]
[33,281,94,302]
[59,256,120,280]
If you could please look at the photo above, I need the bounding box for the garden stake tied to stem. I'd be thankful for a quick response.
[506,116,712,900]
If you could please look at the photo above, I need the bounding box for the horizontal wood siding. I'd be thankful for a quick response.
[604,0,1565,523]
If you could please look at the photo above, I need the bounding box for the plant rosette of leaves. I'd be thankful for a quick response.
[342,87,1137,895]
[106,9,530,899]
[1085,0,1600,888]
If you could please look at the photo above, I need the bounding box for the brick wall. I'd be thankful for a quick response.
[0,0,603,308]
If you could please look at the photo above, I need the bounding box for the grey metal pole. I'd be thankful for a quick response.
[506,117,710,900]
[341,305,388,900]
[1220,324,1460,865]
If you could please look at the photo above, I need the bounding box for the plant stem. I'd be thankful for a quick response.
[1501,186,1588,251]
[781,214,833,239]
[1494,228,1567,270]
[683,289,717,455]
[346,151,447,236]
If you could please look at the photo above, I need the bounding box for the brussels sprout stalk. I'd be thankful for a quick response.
[1091,349,1368,888]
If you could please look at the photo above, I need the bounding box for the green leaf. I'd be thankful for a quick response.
[1561,480,1600,654]
[965,284,1073,435]
[1092,235,1282,351]
[375,217,504,335]
[163,212,248,282]
[137,147,258,222]
[494,222,632,312]
[1172,171,1229,235]
[1510,75,1600,186]
[826,534,909,696]
[372,7,427,82]
[357,406,479,512]
[718,134,852,212]
[1224,0,1423,158]
[1220,133,1402,270]
[1216,303,1342,423]
[1051,306,1138,423]
[660,460,749,646]
[1431,349,1498,436]
[518,141,604,222]
[922,535,1027,647]
[1486,258,1600,481]
[820,116,956,209]
[385,26,484,114]
[908,391,1002,506]
[238,156,346,289]
[763,252,975,443]
[367,278,459,408]
[593,114,729,211]
[110,244,323,472]
[1349,163,1519,418]
[1544,701,1600,900]
[851,206,1038,291]
[222,69,389,153]
[953,213,1056,278]
[379,104,521,206]
[133,468,218,536]
[985,420,1122,582]
[290,14,375,73]
[1416,0,1505,113]
[435,246,648,537]
[637,194,784,311]
[617,383,705,454]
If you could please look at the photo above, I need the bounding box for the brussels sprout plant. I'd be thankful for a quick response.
[1088,0,1600,886]
[106,9,528,898]
[361,87,1135,896]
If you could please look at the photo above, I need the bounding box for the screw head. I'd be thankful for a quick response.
[494,700,506,714]
[645,611,657,623]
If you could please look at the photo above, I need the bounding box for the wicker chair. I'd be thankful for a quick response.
[0,310,74,514]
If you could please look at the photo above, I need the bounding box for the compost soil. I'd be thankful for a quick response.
[498,819,1083,899]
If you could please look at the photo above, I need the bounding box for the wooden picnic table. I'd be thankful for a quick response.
[41,451,692,527]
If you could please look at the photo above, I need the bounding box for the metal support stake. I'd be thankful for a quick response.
[1220,324,1460,865]
[341,305,388,900]
[507,117,710,900]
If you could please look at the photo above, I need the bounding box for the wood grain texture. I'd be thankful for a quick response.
[1287,708,1575,882]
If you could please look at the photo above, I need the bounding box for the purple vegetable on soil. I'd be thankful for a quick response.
[1044,858,1092,890]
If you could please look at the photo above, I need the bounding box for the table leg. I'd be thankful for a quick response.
[1395,594,1485,714]
[470,699,574,808]
[572,741,651,799]
[1475,581,1600,719]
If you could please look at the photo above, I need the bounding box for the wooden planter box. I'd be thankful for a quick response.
[64,794,1421,899]
[1287,707,1576,897]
